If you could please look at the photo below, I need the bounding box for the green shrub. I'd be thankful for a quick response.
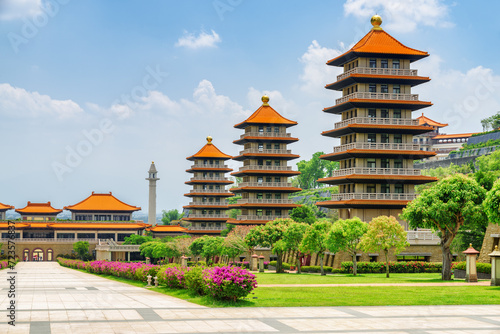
[300,265,332,273]
[184,266,205,295]
[341,261,442,274]
[452,261,491,274]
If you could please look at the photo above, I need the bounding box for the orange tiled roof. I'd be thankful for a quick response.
[187,137,232,160]
[234,97,297,129]
[48,222,149,229]
[147,225,188,232]
[0,202,13,211]
[64,192,141,212]
[432,133,478,139]
[328,29,428,65]
[417,113,448,128]
[16,202,62,214]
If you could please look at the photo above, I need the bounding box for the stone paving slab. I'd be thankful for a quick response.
[0,262,499,333]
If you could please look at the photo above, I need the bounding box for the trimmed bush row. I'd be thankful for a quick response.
[452,261,491,274]
[269,261,443,274]
[57,258,257,301]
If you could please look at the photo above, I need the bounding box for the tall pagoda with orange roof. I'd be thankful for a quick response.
[183,136,233,235]
[16,202,62,221]
[316,15,437,225]
[0,202,14,220]
[228,96,301,225]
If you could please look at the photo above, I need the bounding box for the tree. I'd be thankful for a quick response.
[245,218,293,273]
[221,232,247,263]
[480,112,500,131]
[73,241,91,261]
[326,217,367,276]
[173,235,192,257]
[123,235,153,245]
[296,152,339,189]
[484,178,500,225]
[189,236,208,261]
[290,205,316,225]
[161,209,184,225]
[201,236,224,264]
[139,240,160,259]
[274,222,308,273]
[474,149,500,191]
[300,220,332,275]
[401,174,487,280]
[359,216,408,278]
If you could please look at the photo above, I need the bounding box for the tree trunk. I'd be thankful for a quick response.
[320,256,325,276]
[276,251,284,273]
[441,240,453,281]
[384,250,390,278]
[296,251,302,274]
[352,253,357,276]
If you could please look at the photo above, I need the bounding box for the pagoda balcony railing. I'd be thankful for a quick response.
[406,230,440,241]
[236,214,290,221]
[191,163,229,169]
[188,226,224,231]
[188,202,228,206]
[334,117,419,129]
[1,238,99,243]
[240,132,292,139]
[331,168,422,177]
[333,142,420,153]
[189,189,231,194]
[337,67,418,81]
[189,177,231,181]
[236,199,294,204]
[336,92,419,105]
[238,165,292,171]
[331,193,417,201]
[186,214,229,219]
[239,149,292,155]
[238,182,293,188]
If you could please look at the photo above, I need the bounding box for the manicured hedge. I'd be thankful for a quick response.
[452,261,491,274]
[341,261,442,274]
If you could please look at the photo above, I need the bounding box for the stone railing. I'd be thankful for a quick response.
[188,202,228,206]
[333,142,420,153]
[239,132,292,138]
[238,165,292,171]
[191,163,229,169]
[406,230,441,242]
[336,92,419,105]
[238,182,292,187]
[334,117,418,129]
[239,149,292,155]
[236,214,289,221]
[236,199,294,204]
[337,67,419,81]
[186,214,229,219]
[189,177,231,181]
[330,168,421,177]
[330,193,417,201]
[188,226,224,231]
[189,189,231,194]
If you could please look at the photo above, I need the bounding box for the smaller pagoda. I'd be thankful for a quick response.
[0,202,14,220]
[183,136,233,235]
[16,202,62,221]
[64,192,141,221]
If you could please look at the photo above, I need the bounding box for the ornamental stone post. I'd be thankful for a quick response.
[463,243,480,283]
[259,254,265,273]
[489,245,500,286]
[251,254,258,271]
[181,255,188,267]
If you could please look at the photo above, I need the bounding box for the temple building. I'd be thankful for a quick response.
[316,16,438,231]
[64,192,141,221]
[182,136,234,235]
[16,202,63,221]
[228,96,301,225]
[0,202,13,220]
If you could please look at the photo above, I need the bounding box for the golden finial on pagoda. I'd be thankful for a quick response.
[207,136,213,144]
[262,95,270,106]
[371,15,383,31]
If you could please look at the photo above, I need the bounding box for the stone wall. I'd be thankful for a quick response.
[478,223,500,263]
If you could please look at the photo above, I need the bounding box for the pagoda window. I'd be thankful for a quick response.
[381,84,388,93]
[381,109,389,118]
[392,60,400,69]
[256,209,263,217]
[368,109,376,118]
[258,126,264,133]
[367,159,376,169]
[369,84,376,93]
[215,185,220,190]
[202,197,207,203]
[266,160,272,166]
[258,143,264,151]
[381,184,390,193]
[203,159,208,165]
[275,209,282,216]
[203,172,208,177]
[275,177,280,183]
[266,193,272,199]
[215,198,221,203]
[257,177,263,183]
[394,159,403,168]
[381,158,390,169]
[266,143,272,149]
[202,210,207,214]
[57,233,75,239]
[366,185,376,193]
[393,84,401,94]
[274,127,280,134]
[381,134,389,143]
[266,176,272,182]
[367,133,376,143]
[257,193,263,199]
[274,143,280,149]
[215,209,221,214]
[393,109,401,118]
[369,59,377,68]
[348,159,352,168]
[394,134,403,143]
[266,126,272,132]
[208,210,214,214]
[258,159,263,166]
[215,160,220,165]
[394,184,404,194]
[266,209,272,216]
[381,59,388,68]
[274,160,280,166]
[78,233,95,239]
[275,193,282,199]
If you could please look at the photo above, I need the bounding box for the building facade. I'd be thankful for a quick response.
[64,192,141,221]
[16,202,62,221]
[182,136,234,235]
[228,96,301,225]
[316,16,438,244]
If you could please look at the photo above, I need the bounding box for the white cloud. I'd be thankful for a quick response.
[343,0,453,33]
[415,56,500,134]
[0,83,83,119]
[175,30,221,49]
[0,0,43,21]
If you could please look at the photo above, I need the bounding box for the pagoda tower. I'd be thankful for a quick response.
[316,15,437,226]
[228,95,301,225]
[183,136,233,235]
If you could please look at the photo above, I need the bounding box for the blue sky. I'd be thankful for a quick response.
[1,0,500,216]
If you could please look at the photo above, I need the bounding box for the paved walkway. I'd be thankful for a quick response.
[0,262,499,333]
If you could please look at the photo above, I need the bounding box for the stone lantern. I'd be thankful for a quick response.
[462,243,480,283]
[488,245,500,286]
[251,254,258,271]
[258,254,265,273]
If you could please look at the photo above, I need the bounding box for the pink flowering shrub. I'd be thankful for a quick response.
[157,266,190,288]
[202,266,257,301]
[57,257,87,269]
